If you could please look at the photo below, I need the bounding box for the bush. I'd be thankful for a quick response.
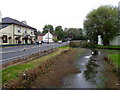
[69,41,81,47]
[69,41,96,48]
[53,38,59,43]
[80,42,95,48]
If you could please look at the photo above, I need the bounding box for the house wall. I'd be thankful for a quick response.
[0,24,36,45]
[14,25,35,44]
[38,36,43,41]
[110,36,120,45]
[0,25,14,45]
[43,32,53,43]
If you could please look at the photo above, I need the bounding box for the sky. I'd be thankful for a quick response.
[0,0,119,31]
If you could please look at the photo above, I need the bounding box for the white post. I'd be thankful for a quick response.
[39,44,41,54]
[98,35,103,45]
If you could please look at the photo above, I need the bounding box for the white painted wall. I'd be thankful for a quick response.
[0,25,13,45]
[110,36,120,45]
[98,35,120,46]
[43,32,53,43]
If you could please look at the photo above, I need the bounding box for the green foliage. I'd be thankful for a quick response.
[53,38,59,42]
[84,5,119,45]
[69,41,95,48]
[80,42,95,48]
[54,26,66,40]
[95,45,120,49]
[42,24,54,33]
[69,41,81,47]
[65,28,85,40]
[108,53,120,69]
[2,47,70,84]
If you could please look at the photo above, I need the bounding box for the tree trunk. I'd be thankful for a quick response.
[101,34,110,46]
[103,40,110,46]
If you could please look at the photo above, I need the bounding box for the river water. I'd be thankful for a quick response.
[62,49,106,88]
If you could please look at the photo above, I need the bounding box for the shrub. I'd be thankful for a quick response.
[80,42,95,48]
[69,41,81,47]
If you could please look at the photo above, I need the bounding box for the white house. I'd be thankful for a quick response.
[38,32,57,43]
[0,17,37,45]
[98,35,120,45]
[109,35,120,45]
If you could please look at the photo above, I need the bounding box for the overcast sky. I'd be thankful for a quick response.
[0,0,119,31]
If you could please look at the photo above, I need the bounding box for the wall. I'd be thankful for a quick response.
[38,36,43,41]
[110,36,120,45]
[0,25,13,45]
[43,32,53,43]
[0,24,36,45]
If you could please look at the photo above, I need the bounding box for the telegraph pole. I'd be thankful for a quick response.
[48,28,50,44]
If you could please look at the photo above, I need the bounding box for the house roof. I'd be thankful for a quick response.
[1,17,37,30]
[38,33,45,36]
[38,32,57,37]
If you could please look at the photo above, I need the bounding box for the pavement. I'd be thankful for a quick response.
[0,42,69,64]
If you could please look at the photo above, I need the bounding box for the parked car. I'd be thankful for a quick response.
[35,40,42,44]
[58,41,62,44]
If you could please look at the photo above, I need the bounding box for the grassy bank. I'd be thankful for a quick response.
[2,46,70,84]
[108,53,120,69]
[95,45,120,49]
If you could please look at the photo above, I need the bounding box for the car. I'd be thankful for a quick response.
[58,41,62,44]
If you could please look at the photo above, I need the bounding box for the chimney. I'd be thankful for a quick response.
[21,21,27,24]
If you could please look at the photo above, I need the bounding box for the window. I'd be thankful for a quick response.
[25,29,27,33]
[3,35,7,43]
[31,31,33,35]
[18,27,21,33]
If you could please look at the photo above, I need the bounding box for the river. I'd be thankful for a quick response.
[62,48,106,88]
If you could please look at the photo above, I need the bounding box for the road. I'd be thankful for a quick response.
[0,42,69,63]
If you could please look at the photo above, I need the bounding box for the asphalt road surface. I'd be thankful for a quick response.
[0,42,69,64]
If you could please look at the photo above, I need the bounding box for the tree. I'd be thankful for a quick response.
[54,26,65,40]
[42,24,54,33]
[64,28,84,40]
[83,5,119,45]
[37,30,41,34]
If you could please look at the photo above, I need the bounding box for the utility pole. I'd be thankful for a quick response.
[48,28,50,44]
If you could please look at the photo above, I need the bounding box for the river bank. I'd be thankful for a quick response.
[2,47,119,88]
[30,48,86,88]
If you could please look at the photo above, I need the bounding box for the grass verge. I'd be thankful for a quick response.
[2,46,70,84]
[95,45,120,49]
[108,53,120,69]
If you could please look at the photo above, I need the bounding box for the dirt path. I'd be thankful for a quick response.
[30,48,87,88]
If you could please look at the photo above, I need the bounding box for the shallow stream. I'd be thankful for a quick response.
[62,49,106,88]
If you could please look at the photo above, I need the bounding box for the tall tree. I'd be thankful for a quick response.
[84,5,119,45]
[65,28,84,40]
[54,26,65,40]
[42,24,54,33]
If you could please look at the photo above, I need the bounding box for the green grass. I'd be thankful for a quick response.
[2,46,70,84]
[95,45,120,49]
[108,53,120,68]
[98,49,119,54]
[58,45,69,48]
